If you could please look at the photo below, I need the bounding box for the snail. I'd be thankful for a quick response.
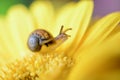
[27,25,72,52]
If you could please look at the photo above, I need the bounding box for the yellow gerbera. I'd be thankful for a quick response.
[0,0,120,80]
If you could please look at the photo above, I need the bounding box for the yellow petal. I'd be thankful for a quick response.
[0,17,8,53]
[54,2,76,31]
[81,12,120,48]
[63,0,93,55]
[30,1,55,34]
[108,24,120,37]
[67,31,120,80]
[6,5,35,57]
[0,17,17,65]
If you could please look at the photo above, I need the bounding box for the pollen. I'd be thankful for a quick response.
[0,53,73,80]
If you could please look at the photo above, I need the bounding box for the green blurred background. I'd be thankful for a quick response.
[0,0,33,15]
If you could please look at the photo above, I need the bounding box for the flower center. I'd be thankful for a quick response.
[0,53,74,80]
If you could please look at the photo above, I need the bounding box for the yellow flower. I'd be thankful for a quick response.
[0,0,120,80]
